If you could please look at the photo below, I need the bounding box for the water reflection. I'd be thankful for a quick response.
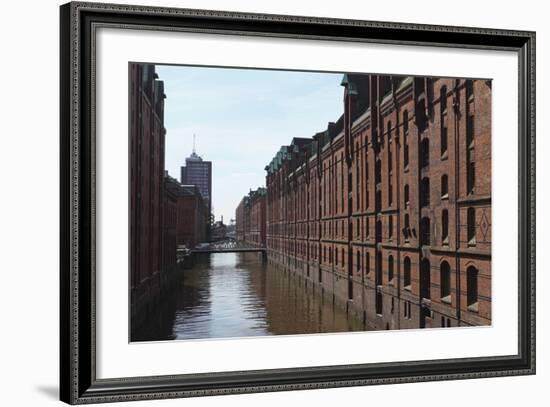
[134,252,366,341]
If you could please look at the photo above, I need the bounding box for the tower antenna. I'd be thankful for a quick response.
[192,133,196,154]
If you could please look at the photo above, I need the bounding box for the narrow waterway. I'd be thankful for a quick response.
[134,252,367,341]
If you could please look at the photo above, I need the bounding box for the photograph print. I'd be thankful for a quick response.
[129,63,492,342]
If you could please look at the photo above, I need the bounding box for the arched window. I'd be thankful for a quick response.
[440,85,447,113]
[366,252,370,274]
[420,138,430,168]
[388,255,394,283]
[403,110,410,168]
[388,120,393,173]
[440,86,448,156]
[404,213,410,240]
[357,251,361,273]
[389,215,393,238]
[466,79,474,100]
[467,104,475,194]
[416,94,428,134]
[440,261,451,300]
[467,207,476,246]
[441,119,448,157]
[421,178,430,207]
[365,154,369,208]
[404,257,411,288]
[427,78,435,116]
[341,247,344,267]
[404,184,410,206]
[420,217,431,246]
[356,157,360,211]
[467,151,475,194]
[388,176,393,206]
[467,266,479,309]
[441,174,448,198]
[420,258,431,300]
[376,252,383,286]
[442,209,449,244]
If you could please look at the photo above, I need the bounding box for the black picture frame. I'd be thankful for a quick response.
[60,1,536,404]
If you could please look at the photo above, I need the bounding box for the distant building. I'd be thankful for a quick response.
[174,184,208,248]
[235,200,246,242]
[163,173,179,274]
[180,149,212,223]
[211,218,228,241]
[225,219,237,240]
[235,188,267,247]
[129,63,166,331]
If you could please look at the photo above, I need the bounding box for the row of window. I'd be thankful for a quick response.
[270,143,473,219]
[384,255,479,308]
[417,207,477,247]
[268,240,481,309]
[369,82,475,208]
[267,204,478,248]
[316,248,478,305]
[354,250,480,311]
[268,82,477,217]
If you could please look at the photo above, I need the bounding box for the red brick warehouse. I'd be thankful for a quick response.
[165,174,209,249]
[129,64,210,338]
[264,74,491,330]
[129,63,167,331]
[236,188,267,248]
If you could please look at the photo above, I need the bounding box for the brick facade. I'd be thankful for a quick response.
[130,65,210,339]
[129,63,167,331]
[174,184,208,248]
[235,188,267,248]
[265,74,491,329]
[163,174,178,275]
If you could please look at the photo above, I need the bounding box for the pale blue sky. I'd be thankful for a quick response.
[156,65,344,223]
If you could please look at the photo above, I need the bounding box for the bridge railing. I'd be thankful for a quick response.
[192,240,266,253]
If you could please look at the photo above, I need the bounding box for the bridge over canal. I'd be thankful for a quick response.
[191,240,267,255]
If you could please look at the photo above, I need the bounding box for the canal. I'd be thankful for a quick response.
[134,252,367,341]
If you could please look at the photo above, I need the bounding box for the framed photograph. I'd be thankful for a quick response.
[60,1,535,404]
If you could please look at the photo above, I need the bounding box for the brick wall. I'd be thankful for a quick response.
[265,74,492,329]
[235,189,267,247]
[129,63,166,334]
